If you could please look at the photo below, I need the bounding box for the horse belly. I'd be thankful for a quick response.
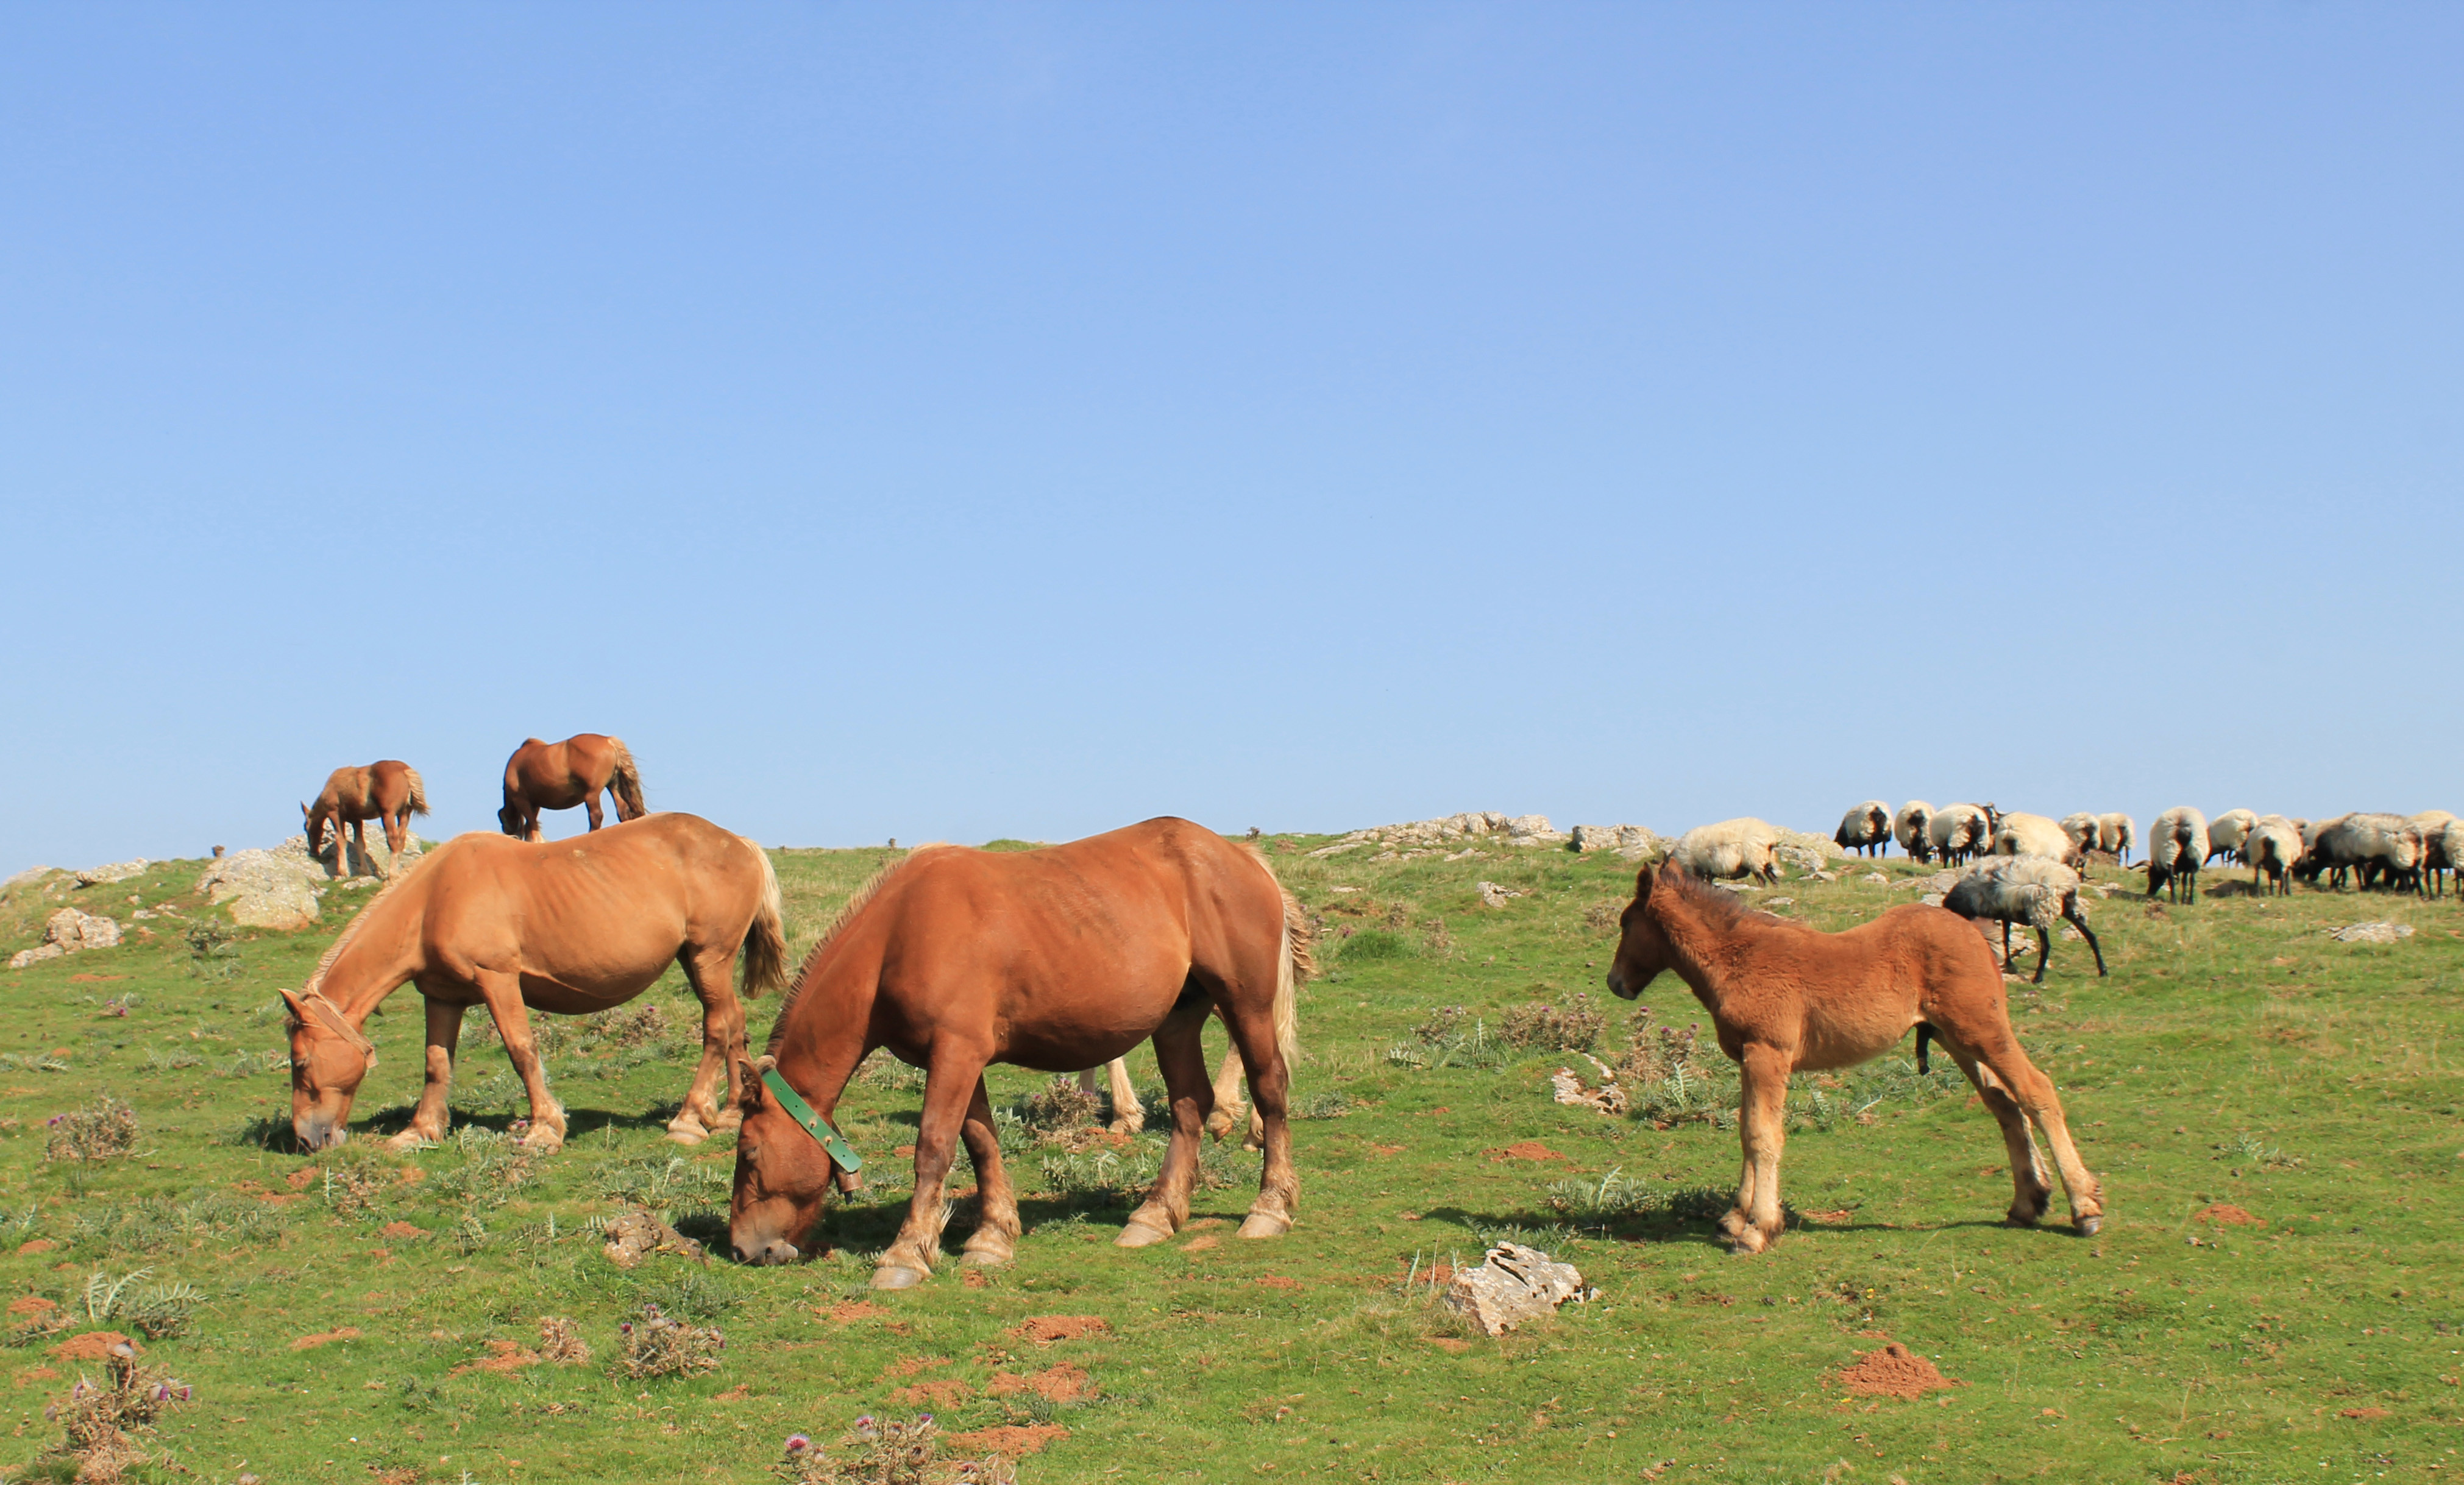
[1795,998,1919,1071]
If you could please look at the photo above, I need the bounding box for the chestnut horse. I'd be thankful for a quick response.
[1607,864,2100,1254]
[282,813,784,1153]
[728,818,1310,1289]
[303,761,428,879]
[498,734,646,840]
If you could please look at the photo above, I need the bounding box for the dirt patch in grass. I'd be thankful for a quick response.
[1013,1315,1109,1344]
[883,1355,951,1378]
[2340,1406,2391,1421]
[52,1331,139,1361]
[380,1221,427,1239]
[1800,1208,1853,1224]
[2197,1203,2263,1227]
[1426,1338,1473,1355]
[989,1363,1093,1403]
[824,1300,890,1325]
[1255,1275,1301,1291]
[1183,1236,1220,1253]
[1836,1342,1958,1400]
[288,1327,363,1350]
[16,1239,54,1256]
[1489,1141,1566,1162]
[893,1378,975,1407]
[945,1423,1068,1458]
[1370,1143,1405,1155]
[452,1339,540,1376]
[68,974,125,984]
[13,1365,57,1387]
[9,1296,57,1317]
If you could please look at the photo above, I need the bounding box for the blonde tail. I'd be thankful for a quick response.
[608,738,648,820]
[403,767,430,816]
[738,840,787,997]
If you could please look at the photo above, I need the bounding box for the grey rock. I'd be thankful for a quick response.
[1443,1242,1596,1336]
[2330,921,2415,945]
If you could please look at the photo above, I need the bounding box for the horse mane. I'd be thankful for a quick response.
[299,851,429,1000]
[765,845,958,1052]
[1653,865,1786,932]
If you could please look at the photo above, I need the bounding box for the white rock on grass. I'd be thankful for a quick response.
[1443,1242,1597,1337]
[197,836,330,931]
[7,908,122,969]
[1475,881,1525,909]
[71,859,149,887]
[1572,824,1666,860]
[2330,921,2415,945]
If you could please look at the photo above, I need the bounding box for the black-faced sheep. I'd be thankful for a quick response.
[2146,807,2209,904]
[2097,813,2136,865]
[2059,813,2100,857]
[1992,812,2086,868]
[1834,801,1892,857]
[2414,812,2457,897]
[1943,856,2107,984]
[2298,813,2423,893]
[2435,820,2464,901]
[2206,809,2257,865]
[1894,801,1936,863]
[2245,815,2302,898]
[1670,818,1782,885]
[1928,803,1992,865]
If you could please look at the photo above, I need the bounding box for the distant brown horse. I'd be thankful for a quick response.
[1607,863,2100,1255]
[282,813,784,1154]
[303,761,429,879]
[497,734,646,840]
[728,818,1310,1288]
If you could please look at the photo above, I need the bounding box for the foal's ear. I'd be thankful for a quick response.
[1633,865,1654,900]
[736,1056,767,1107]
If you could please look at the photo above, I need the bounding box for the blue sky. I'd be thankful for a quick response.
[3,4,2458,873]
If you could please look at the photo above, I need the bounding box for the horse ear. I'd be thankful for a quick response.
[278,988,311,1029]
[1633,865,1653,900]
[300,802,310,820]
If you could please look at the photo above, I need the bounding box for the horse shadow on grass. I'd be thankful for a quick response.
[1409,1202,2057,1253]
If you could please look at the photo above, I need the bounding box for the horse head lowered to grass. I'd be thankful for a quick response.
[726,817,1311,1289]
[1607,862,2101,1255]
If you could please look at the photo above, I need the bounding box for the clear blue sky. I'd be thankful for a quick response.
[4,5,2458,874]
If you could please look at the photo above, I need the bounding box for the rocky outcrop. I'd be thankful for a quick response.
[196,837,330,931]
[7,909,123,969]
[1310,812,1569,858]
[1571,824,1665,860]
[1443,1242,1596,1336]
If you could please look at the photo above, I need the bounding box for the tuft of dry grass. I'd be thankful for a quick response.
[44,1094,137,1162]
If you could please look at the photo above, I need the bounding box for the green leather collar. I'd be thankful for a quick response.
[760,1067,863,1174]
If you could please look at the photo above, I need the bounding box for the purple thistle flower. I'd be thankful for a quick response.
[917,1412,934,1428]
[784,1434,811,1453]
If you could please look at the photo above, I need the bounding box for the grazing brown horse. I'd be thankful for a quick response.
[497,734,646,840]
[282,813,784,1154]
[1606,864,2100,1255]
[303,761,429,878]
[728,818,1310,1289]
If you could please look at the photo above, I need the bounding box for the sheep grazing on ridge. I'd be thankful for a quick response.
[1894,801,1936,863]
[2206,809,2257,866]
[2245,815,2302,898]
[2097,813,2136,865]
[2434,820,2464,900]
[1670,818,1783,886]
[1928,804,1993,866]
[2059,813,2101,857]
[1992,812,2086,868]
[1942,856,2107,985]
[2298,813,2424,894]
[1834,801,1892,857]
[2146,807,2209,904]
[2413,812,2459,897]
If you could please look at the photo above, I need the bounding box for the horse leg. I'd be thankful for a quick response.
[472,969,567,1154]
[1105,1057,1145,1135]
[350,818,370,879]
[586,793,605,832]
[386,998,465,1152]
[1936,1038,2051,1226]
[957,1077,1022,1268]
[1215,987,1298,1241]
[1120,1004,1213,1247]
[1204,1041,1252,1145]
[667,945,746,1144]
[1725,1044,1791,1255]
[873,1046,989,1289]
[1970,1038,2102,1234]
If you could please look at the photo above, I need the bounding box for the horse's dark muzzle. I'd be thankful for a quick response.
[735,1236,801,1266]
[294,1117,346,1152]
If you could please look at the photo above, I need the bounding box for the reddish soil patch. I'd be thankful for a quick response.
[963,1269,989,1289]
[233,1181,304,1206]
[1489,1141,1566,1162]
[8,1296,57,1317]
[1182,1236,1220,1253]
[286,1167,318,1191]
[52,1332,138,1361]
[1800,1209,1853,1225]
[1184,1217,1227,1231]
[1426,1338,1473,1355]
[13,1366,58,1388]
[15,1240,54,1256]
[288,1327,364,1351]
[68,974,126,984]
[2340,1407,2391,1421]
[380,1221,428,1240]
[1369,1143,1405,1156]
[893,1378,975,1408]
[989,1363,1093,1403]
[944,1423,1068,1458]
[2196,1203,2263,1227]
[883,1355,951,1378]
[713,1383,751,1402]
[1254,1275,1301,1291]
[1836,1342,1959,1400]
[451,1340,540,1377]
[1013,1315,1109,1345]
[823,1301,890,1324]
[895,1144,917,1158]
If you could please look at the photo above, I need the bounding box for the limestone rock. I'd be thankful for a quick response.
[1862,872,1889,885]
[197,836,329,931]
[1443,1242,1596,1336]
[1572,824,1664,860]
[71,859,149,887]
[2330,921,2415,945]
[600,1207,705,1269]
[1772,844,1830,876]
[9,908,121,969]
[1475,881,1525,909]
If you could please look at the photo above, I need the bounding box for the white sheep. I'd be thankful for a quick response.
[1834,801,1892,857]
[1928,803,1993,866]
[1942,856,2107,984]
[1893,801,1936,863]
[2245,815,2302,897]
[2059,812,2101,857]
[1670,817,1783,885]
[2097,813,2136,865]
[2437,820,2464,901]
[2146,807,2209,903]
[2299,812,2424,893]
[2206,809,2257,865]
[2413,812,2458,897]
[1992,812,2086,868]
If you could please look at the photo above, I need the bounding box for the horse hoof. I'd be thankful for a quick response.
[870,1264,930,1291]
[521,1130,566,1155]
[385,1130,436,1154]
[959,1245,1012,1267]
[2076,1214,2102,1237]
[664,1122,708,1146]
[1115,1221,1174,1249]
[1236,1212,1291,1240]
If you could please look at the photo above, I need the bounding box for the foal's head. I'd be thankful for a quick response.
[728,1055,839,1266]
[280,988,375,1150]
[1605,865,1679,999]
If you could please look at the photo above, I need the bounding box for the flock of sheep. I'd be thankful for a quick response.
[1652,802,2457,985]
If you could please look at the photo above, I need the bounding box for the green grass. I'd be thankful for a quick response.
[0,840,2458,1483]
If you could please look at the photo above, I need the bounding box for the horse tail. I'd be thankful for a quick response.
[402,768,430,816]
[738,840,788,998]
[608,738,648,820]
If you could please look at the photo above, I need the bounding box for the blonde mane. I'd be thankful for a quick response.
[300,849,430,999]
[765,845,956,1051]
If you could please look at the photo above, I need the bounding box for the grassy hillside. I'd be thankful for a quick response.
[0,834,2456,1483]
